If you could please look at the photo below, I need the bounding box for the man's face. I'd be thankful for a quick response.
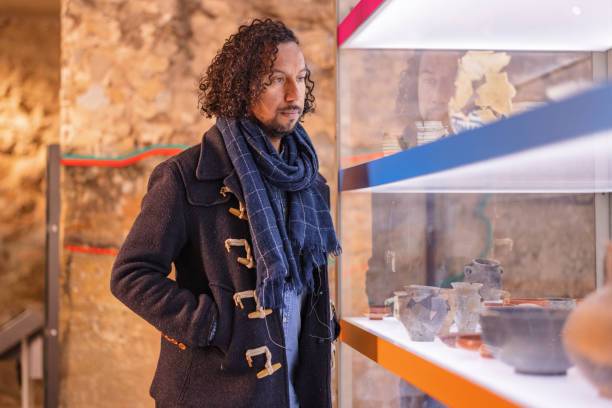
[417,52,459,122]
[250,41,307,137]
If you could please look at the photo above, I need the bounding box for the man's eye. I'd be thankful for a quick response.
[273,77,284,83]
[297,76,306,82]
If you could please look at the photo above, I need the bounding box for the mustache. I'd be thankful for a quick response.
[278,105,302,113]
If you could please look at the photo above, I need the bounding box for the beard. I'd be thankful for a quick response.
[267,118,298,138]
[255,109,303,140]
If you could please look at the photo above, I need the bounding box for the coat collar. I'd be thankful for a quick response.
[193,124,245,204]
[195,125,234,181]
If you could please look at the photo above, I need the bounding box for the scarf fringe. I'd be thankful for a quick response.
[257,244,342,310]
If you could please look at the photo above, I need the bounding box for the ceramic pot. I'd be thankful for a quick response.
[451,282,483,333]
[464,258,504,301]
[399,285,449,342]
[488,306,572,375]
[562,243,612,399]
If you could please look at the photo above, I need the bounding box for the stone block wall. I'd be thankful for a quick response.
[0,11,60,408]
[0,13,59,326]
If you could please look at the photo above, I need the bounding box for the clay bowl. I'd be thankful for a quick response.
[483,301,506,308]
[368,305,391,320]
[456,334,483,351]
[479,344,494,359]
[503,298,576,310]
[486,306,572,375]
[503,298,548,307]
[438,333,460,348]
[438,333,483,351]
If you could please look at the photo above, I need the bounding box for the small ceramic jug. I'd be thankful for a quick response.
[385,290,407,320]
[399,285,449,342]
[464,258,504,301]
[451,282,483,333]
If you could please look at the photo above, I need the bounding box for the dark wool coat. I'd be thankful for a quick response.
[110,125,339,408]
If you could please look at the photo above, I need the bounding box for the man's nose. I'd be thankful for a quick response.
[285,79,299,102]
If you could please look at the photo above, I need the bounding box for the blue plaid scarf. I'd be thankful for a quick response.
[217,117,341,309]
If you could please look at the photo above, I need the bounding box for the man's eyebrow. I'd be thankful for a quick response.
[271,67,309,75]
[421,69,435,75]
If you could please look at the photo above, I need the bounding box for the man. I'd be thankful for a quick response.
[110,18,340,408]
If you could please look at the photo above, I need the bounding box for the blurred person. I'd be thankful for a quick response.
[417,53,460,127]
[367,50,460,408]
[396,51,460,149]
[366,50,460,307]
[111,19,340,408]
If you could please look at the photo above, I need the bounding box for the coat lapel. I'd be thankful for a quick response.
[195,125,245,205]
[195,125,234,181]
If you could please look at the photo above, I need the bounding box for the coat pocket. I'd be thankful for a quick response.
[150,336,194,406]
[208,282,235,355]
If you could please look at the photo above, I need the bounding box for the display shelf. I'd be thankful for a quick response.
[340,317,609,408]
[339,0,612,51]
[339,83,612,193]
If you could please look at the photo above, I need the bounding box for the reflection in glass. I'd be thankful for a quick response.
[339,49,592,168]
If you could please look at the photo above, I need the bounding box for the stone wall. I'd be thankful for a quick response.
[59,0,337,407]
[0,11,60,408]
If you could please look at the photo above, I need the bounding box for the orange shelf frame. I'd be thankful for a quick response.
[339,319,521,408]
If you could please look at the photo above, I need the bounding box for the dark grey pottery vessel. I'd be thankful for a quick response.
[479,309,506,359]
[487,306,572,375]
[399,285,449,342]
[464,258,504,301]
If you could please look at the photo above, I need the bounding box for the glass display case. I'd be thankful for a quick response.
[336,1,612,407]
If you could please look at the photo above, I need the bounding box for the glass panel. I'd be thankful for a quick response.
[338,0,362,24]
[338,49,593,169]
[339,190,599,404]
[340,191,596,318]
[340,344,447,408]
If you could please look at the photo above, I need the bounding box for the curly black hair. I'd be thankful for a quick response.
[198,18,315,119]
